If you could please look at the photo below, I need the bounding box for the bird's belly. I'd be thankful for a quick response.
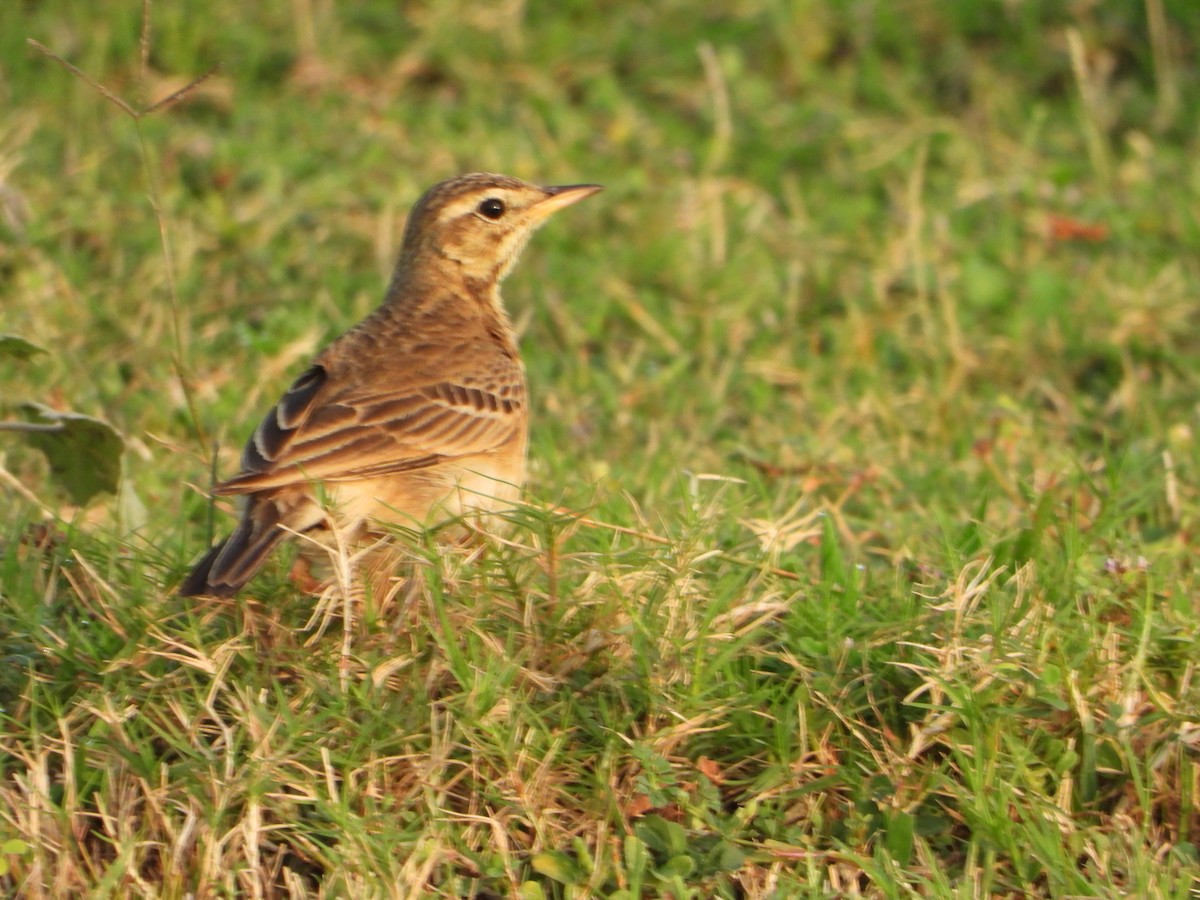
[326,450,526,534]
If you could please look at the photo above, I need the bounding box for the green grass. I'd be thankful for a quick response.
[2,0,1199,896]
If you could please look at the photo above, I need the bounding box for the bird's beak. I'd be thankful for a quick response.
[531,183,604,220]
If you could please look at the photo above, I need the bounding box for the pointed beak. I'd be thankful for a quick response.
[531,183,603,220]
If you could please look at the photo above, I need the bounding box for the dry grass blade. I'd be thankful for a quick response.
[143,63,223,115]
[565,510,801,581]
[139,0,152,81]
[26,40,138,118]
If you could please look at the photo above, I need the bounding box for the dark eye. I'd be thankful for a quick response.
[478,198,506,220]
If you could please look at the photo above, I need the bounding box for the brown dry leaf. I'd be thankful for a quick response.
[696,755,725,785]
[1046,214,1109,243]
[658,803,685,823]
[624,794,653,819]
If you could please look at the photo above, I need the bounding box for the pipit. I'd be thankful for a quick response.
[180,172,601,598]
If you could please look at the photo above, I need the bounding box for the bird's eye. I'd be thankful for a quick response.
[478,198,506,220]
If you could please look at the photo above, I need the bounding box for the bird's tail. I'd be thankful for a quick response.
[178,503,289,597]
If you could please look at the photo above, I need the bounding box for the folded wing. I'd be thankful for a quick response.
[215,363,525,495]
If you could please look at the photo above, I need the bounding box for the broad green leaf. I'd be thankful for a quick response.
[706,839,745,872]
[657,853,695,879]
[571,836,593,874]
[518,882,546,900]
[886,810,915,867]
[0,334,46,361]
[530,850,583,885]
[635,815,687,858]
[623,834,647,875]
[16,402,124,504]
[0,838,26,878]
[1169,842,1198,867]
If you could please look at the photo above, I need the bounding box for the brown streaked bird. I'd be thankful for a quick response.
[180,172,601,598]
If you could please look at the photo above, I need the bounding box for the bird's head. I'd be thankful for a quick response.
[398,173,602,289]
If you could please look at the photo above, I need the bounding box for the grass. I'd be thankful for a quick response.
[2,0,1199,896]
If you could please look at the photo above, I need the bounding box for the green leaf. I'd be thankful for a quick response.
[623,834,648,876]
[572,836,593,875]
[657,853,695,879]
[518,882,546,900]
[0,334,47,361]
[530,850,584,886]
[1079,730,1097,803]
[1168,842,1198,866]
[0,838,26,878]
[885,809,915,867]
[818,514,847,586]
[15,402,124,504]
[705,838,745,872]
[635,815,688,859]
[623,833,649,897]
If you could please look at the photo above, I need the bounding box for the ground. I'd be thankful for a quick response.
[1,1,1198,896]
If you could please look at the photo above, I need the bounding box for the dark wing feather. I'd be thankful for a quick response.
[178,496,293,597]
[240,365,328,473]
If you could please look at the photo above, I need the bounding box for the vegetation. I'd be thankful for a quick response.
[2,1,1198,896]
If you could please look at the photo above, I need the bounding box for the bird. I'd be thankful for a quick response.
[180,172,602,598]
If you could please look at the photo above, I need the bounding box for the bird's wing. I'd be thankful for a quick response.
[213,362,525,495]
